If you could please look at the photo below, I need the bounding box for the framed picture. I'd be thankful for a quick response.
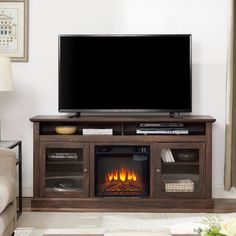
[0,0,28,62]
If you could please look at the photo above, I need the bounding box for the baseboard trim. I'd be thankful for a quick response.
[19,185,33,197]
[20,185,236,198]
[213,184,236,198]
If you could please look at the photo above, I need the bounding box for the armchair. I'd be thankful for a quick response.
[0,148,17,236]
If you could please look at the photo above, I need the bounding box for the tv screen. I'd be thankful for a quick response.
[59,34,192,114]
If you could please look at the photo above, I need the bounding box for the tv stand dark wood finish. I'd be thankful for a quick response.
[30,115,216,211]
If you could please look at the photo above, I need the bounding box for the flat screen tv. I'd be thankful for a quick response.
[59,34,192,114]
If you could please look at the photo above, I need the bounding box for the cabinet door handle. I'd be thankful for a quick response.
[156,168,160,173]
[84,168,88,173]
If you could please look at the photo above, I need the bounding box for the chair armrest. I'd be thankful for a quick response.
[0,148,16,180]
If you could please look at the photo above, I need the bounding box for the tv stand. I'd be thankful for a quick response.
[68,112,81,118]
[30,115,216,211]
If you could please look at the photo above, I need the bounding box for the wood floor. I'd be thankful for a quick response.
[22,198,236,213]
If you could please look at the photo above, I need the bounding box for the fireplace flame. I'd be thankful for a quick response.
[106,167,137,182]
[114,171,118,180]
[107,172,113,181]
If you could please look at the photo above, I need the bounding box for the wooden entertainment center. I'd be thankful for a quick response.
[30,115,215,211]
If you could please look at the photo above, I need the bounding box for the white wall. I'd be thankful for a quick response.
[0,0,231,197]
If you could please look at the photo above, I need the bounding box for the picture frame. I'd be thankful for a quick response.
[0,0,28,62]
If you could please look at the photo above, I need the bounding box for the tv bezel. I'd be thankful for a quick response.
[58,34,192,114]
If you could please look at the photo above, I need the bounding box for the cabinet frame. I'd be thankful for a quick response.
[39,141,89,198]
[154,142,206,199]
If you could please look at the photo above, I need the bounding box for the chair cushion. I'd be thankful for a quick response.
[0,176,15,214]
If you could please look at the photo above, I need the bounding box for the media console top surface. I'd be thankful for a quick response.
[30,115,216,124]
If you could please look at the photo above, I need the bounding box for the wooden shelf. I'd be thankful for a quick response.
[46,175,83,180]
[46,187,84,192]
[162,162,199,166]
[46,161,83,165]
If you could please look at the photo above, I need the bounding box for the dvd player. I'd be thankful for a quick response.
[136,128,189,135]
[139,123,184,128]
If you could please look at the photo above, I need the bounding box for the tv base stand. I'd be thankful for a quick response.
[169,112,183,118]
[30,115,215,211]
[68,112,81,118]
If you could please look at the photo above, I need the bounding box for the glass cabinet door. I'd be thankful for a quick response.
[156,143,205,198]
[40,142,89,197]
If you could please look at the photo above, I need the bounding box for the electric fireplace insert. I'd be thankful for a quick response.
[95,145,150,197]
